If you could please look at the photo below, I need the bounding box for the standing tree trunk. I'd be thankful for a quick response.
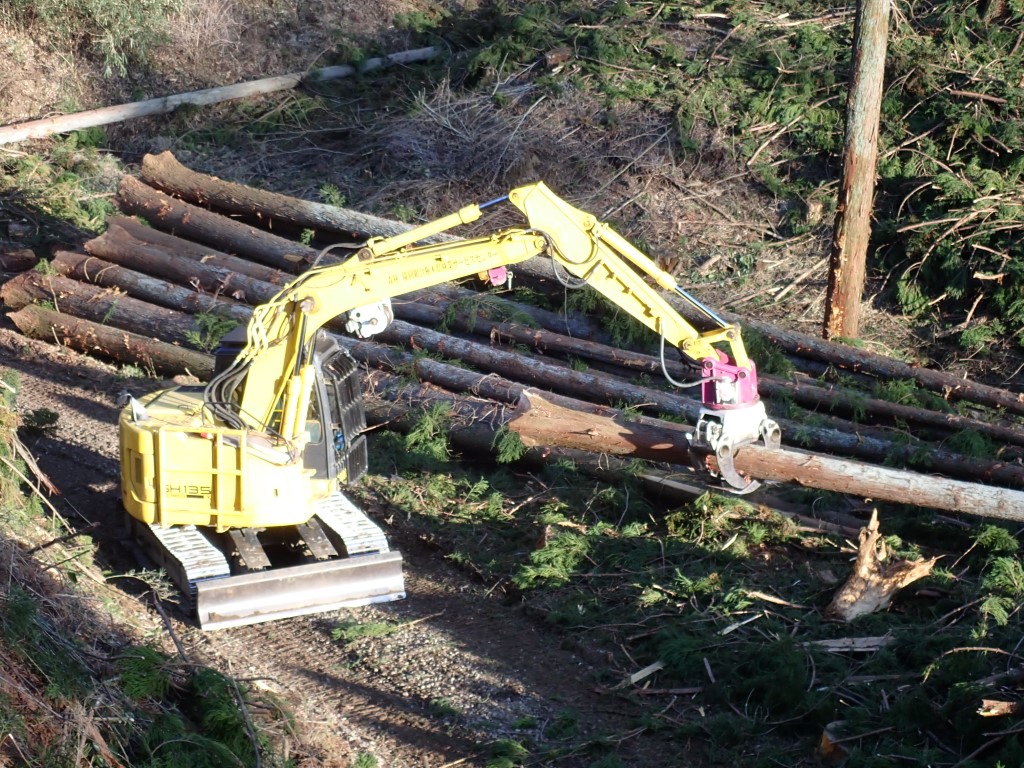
[824,0,891,339]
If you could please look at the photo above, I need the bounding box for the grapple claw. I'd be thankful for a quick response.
[692,402,781,494]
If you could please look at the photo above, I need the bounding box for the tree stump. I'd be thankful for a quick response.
[825,510,939,621]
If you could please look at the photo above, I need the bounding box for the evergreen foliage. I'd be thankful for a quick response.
[406,0,1024,339]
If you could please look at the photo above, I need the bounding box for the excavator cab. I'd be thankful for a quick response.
[214,328,369,492]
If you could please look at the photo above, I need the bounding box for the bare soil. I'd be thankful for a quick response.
[1,327,687,767]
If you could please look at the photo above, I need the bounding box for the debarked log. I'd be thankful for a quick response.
[6,305,213,378]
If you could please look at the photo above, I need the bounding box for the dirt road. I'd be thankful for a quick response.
[2,327,685,768]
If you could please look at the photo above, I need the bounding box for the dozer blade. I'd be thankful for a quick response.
[195,551,405,630]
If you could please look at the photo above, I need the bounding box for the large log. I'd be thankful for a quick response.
[373,318,1024,489]
[363,380,861,536]
[513,259,1024,416]
[136,153,1024,416]
[397,300,1024,449]
[364,374,1024,520]
[107,216,291,284]
[6,305,213,378]
[1,271,197,346]
[140,151,429,242]
[506,392,1024,520]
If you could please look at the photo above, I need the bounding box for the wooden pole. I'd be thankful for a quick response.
[823,0,891,340]
[0,48,439,146]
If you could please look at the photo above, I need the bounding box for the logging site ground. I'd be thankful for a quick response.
[4,2,1024,768]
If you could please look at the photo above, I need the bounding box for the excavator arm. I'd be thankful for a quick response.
[206,182,779,492]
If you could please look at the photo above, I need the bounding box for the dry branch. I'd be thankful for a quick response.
[0,48,439,145]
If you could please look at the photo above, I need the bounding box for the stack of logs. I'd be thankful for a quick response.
[5,151,1024,525]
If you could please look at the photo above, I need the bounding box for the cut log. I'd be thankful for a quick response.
[7,305,213,378]
[117,176,321,271]
[140,151,429,242]
[825,510,938,621]
[507,391,1024,520]
[397,299,1024,449]
[1,271,198,346]
[51,251,254,326]
[128,153,1024,416]
[0,244,37,272]
[396,284,609,342]
[367,380,1024,520]
[374,318,1024,489]
[106,216,291,284]
[512,258,1024,417]
[85,219,284,305]
[362,370,860,537]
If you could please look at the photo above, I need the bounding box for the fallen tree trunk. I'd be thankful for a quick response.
[509,392,1024,520]
[366,376,1024,520]
[51,252,254,326]
[6,305,212,378]
[1,271,198,346]
[363,370,861,536]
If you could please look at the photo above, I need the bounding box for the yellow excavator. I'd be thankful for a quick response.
[119,182,781,629]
